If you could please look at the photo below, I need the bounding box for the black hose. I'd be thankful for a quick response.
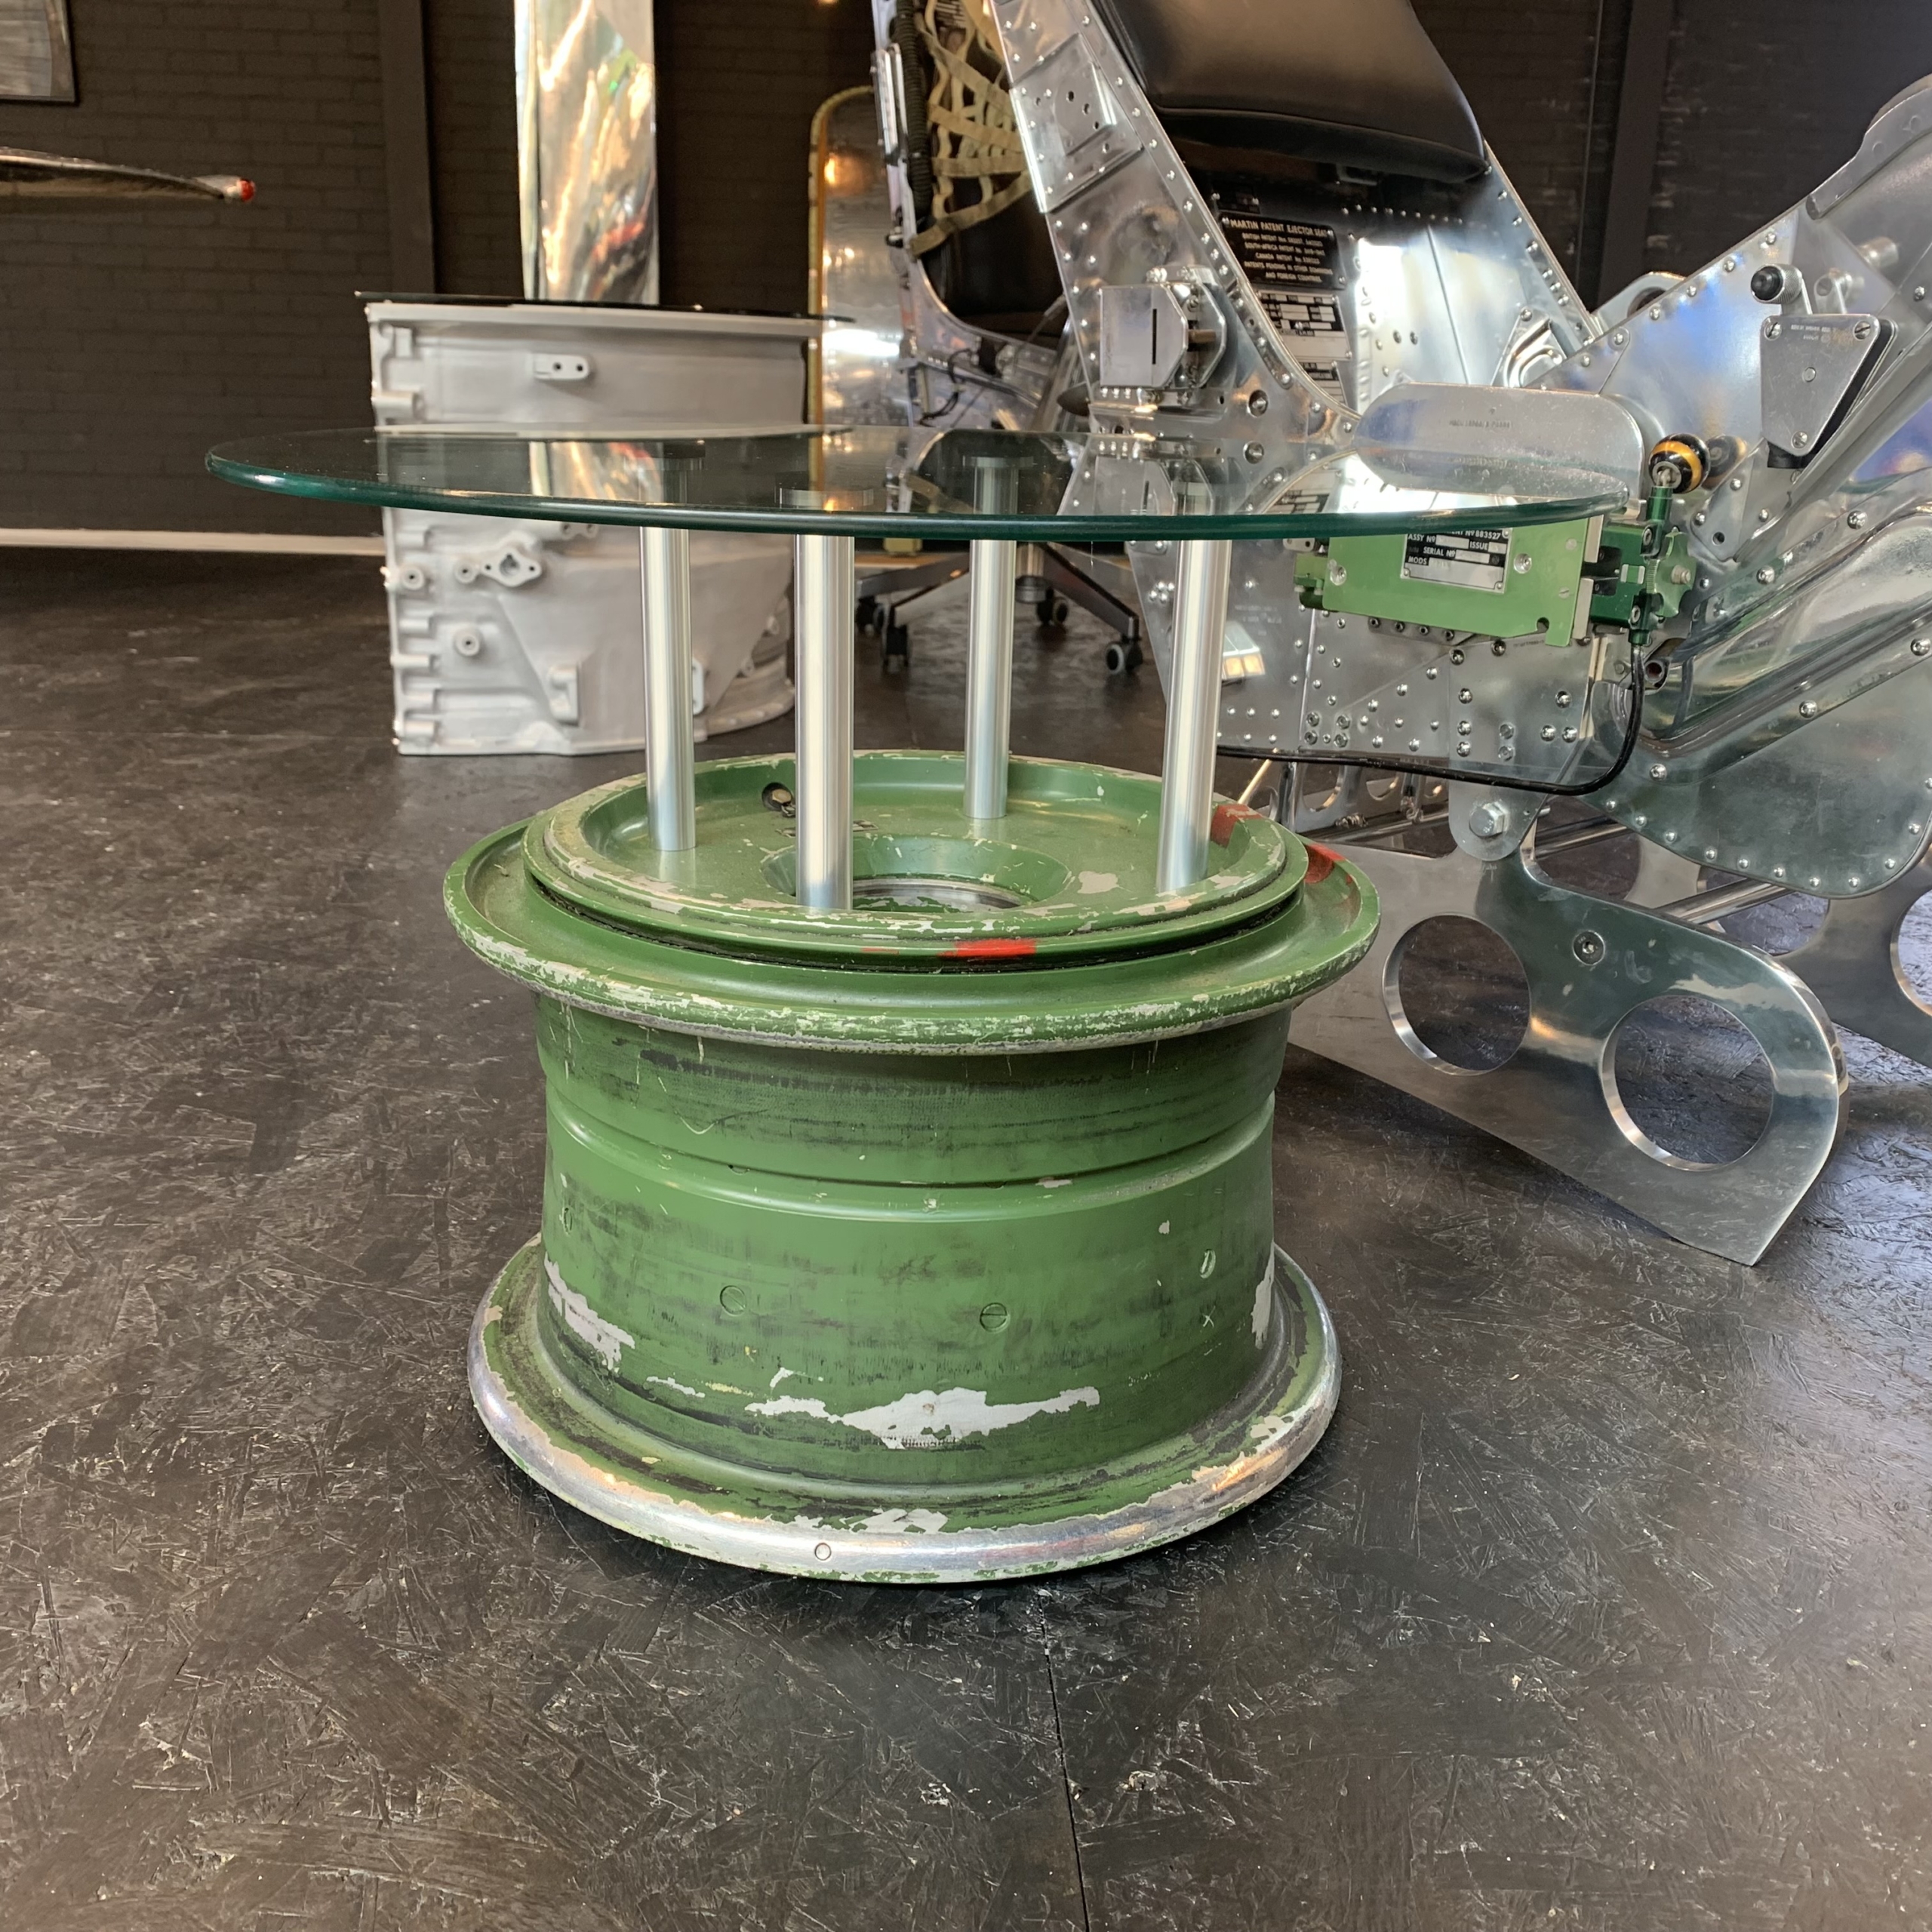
[892,0,937,232]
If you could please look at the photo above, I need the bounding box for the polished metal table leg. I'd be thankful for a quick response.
[1155,538,1232,892]
[640,526,696,852]
[793,532,855,909]
[964,537,1017,822]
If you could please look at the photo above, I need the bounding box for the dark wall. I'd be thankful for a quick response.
[0,0,392,534]
[655,0,875,312]
[1650,1,1932,274]
[423,0,521,298]
[3,2,1929,533]
[1417,0,1628,297]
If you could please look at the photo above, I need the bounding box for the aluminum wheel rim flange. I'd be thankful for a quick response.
[470,1237,1339,1583]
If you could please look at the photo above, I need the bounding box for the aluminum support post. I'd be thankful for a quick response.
[640,525,696,851]
[964,537,1017,820]
[1155,539,1232,892]
[793,532,856,909]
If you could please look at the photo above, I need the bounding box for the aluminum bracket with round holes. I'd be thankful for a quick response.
[1777,851,1932,1066]
[1289,801,1847,1265]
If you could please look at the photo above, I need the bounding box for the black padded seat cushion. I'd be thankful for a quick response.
[1094,0,1486,183]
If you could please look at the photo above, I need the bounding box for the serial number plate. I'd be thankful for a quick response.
[1401,529,1511,592]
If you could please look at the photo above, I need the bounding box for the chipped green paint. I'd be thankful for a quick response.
[449,754,1379,1580]
[527,751,1306,961]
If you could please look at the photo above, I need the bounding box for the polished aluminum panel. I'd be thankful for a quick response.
[516,0,659,304]
[1527,99,1932,894]
[812,88,906,426]
[989,0,1629,797]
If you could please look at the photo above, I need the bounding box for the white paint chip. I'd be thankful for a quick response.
[1077,870,1118,895]
[543,1255,635,1373]
[1251,1253,1275,1347]
[860,1507,949,1535]
[646,1375,705,1399]
[746,1384,1100,1447]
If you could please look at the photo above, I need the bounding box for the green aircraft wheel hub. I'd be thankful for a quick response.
[447,752,1377,1582]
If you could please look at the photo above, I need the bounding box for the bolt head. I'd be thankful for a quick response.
[1648,762,1669,780]
[1848,509,1870,529]
[1799,700,1818,717]
[1756,566,1777,584]
[1573,931,1606,965]
[1914,637,1931,657]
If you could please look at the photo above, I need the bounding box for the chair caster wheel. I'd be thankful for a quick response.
[856,595,882,635]
[881,617,910,672]
[1104,635,1143,674]
[1036,594,1071,629]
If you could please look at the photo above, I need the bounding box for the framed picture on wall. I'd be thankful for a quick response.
[0,0,76,103]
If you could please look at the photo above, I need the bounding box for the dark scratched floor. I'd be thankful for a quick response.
[2,552,1930,1932]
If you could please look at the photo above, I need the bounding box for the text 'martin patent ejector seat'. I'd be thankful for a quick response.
[989,0,1932,1263]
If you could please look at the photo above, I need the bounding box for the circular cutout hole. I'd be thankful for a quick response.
[1604,995,1774,1167]
[852,875,1025,912]
[1386,916,1530,1071]
[1897,892,1932,1008]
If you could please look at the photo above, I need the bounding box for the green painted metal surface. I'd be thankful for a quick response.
[1297,516,1600,641]
[449,753,1380,1580]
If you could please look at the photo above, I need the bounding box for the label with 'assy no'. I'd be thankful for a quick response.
[1400,529,1511,592]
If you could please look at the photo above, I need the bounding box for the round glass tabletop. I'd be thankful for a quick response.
[207,426,1629,541]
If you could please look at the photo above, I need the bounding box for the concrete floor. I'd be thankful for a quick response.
[2,551,1929,1931]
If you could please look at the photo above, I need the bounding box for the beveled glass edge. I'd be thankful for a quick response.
[206,431,1629,542]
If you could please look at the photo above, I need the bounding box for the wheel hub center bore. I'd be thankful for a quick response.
[448,751,1377,1582]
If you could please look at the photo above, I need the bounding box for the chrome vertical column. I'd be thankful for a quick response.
[1155,540,1232,892]
[964,542,1018,819]
[639,525,695,851]
[793,533,856,909]
[964,456,1019,820]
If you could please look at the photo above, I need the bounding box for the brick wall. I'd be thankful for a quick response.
[423,0,520,297]
[655,0,875,312]
[1415,0,1627,299]
[0,0,392,534]
[1648,0,1932,275]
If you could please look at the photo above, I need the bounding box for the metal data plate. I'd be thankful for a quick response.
[1315,518,1599,641]
[1760,312,1890,457]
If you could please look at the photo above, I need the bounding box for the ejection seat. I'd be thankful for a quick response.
[813,2,1142,657]
[989,0,1932,1262]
